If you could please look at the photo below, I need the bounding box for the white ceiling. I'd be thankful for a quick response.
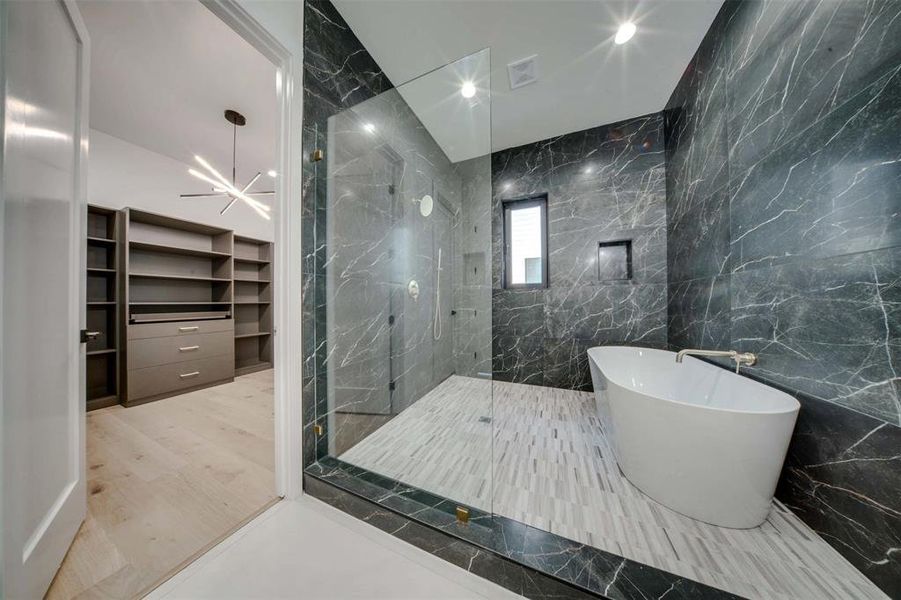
[332,0,724,157]
[395,48,491,163]
[78,0,277,189]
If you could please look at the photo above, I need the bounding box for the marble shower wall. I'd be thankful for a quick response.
[453,157,493,379]
[664,0,901,595]
[303,0,492,462]
[302,0,395,464]
[491,115,668,390]
[323,92,463,455]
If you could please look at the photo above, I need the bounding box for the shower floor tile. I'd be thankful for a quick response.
[340,375,887,600]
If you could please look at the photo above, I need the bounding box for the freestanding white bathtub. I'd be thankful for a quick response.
[587,346,800,528]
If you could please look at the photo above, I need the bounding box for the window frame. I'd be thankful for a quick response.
[502,194,549,289]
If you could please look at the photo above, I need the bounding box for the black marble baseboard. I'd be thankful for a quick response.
[304,459,741,600]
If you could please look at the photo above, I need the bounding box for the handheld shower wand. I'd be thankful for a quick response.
[433,247,442,341]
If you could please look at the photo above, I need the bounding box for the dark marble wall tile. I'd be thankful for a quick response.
[725,0,901,175]
[302,0,397,468]
[666,185,731,282]
[666,275,731,354]
[491,114,668,390]
[777,390,901,598]
[729,67,901,272]
[664,0,901,594]
[493,334,545,386]
[731,248,900,425]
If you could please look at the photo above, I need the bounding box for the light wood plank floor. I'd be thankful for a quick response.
[47,370,276,600]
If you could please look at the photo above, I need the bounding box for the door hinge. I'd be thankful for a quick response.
[310,149,324,162]
[389,381,396,392]
[456,506,470,524]
[313,423,324,436]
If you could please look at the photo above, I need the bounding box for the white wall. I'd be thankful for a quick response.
[89,128,275,241]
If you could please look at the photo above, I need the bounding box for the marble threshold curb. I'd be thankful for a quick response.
[304,458,741,600]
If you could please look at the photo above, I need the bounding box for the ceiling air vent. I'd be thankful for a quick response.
[507,54,538,90]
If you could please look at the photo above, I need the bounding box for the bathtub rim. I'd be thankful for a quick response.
[587,345,801,417]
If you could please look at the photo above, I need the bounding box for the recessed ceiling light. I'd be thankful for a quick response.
[363,123,376,134]
[461,81,476,98]
[267,169,277,178]
[615,22,637,44]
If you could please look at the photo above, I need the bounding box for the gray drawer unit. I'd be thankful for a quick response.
[127,355,233,403]
[127,330,234,371]
[128,317,234,340]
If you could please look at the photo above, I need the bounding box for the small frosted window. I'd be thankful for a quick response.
[503,196,547,288]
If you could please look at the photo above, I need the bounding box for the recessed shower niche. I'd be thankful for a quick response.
[597,239,632,281]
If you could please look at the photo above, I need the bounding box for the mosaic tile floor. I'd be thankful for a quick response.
[340,375,888,600]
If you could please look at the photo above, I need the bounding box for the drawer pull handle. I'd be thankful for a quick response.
[179,345,200,352]
[178,326,199,333]
[179,371,200,379]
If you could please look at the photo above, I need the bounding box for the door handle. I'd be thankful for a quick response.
[80,330,102,343]
[179,345,200,352]
[179,371,200,379]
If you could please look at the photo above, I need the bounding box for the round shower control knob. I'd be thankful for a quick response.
[408,280,420,300]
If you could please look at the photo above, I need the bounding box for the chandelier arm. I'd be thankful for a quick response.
[241,172,262,193]
[220,196,239,215]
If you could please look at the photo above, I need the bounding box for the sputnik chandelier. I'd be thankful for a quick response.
[180,109,273,220]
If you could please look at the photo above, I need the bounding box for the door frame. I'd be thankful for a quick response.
[201,0,303,499]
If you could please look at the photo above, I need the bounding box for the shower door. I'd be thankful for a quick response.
[319,48,494,514]
[324,126,401,455]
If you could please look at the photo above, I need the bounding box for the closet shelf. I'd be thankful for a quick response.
[87,348,117,356]
[130,272,232,282]
[234,301,272,305]
[234,278,271,283]
[129,301,232,306]
[235,331,271,339]
[87,267,116,274]
[88,301,116,306]
[130,239,231,259]
[234,256,271,265]
[88,236,117,245]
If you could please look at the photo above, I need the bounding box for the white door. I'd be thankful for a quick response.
[1,1,90,598]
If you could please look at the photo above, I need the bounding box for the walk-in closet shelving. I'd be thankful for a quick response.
[233,235,273,375]
[86,205,122,410]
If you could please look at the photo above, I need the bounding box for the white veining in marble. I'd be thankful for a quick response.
[340,375,888,600]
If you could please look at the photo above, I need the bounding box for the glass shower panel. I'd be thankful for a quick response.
[320,49,494,513]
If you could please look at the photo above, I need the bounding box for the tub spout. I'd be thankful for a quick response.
[675,349,757,373]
